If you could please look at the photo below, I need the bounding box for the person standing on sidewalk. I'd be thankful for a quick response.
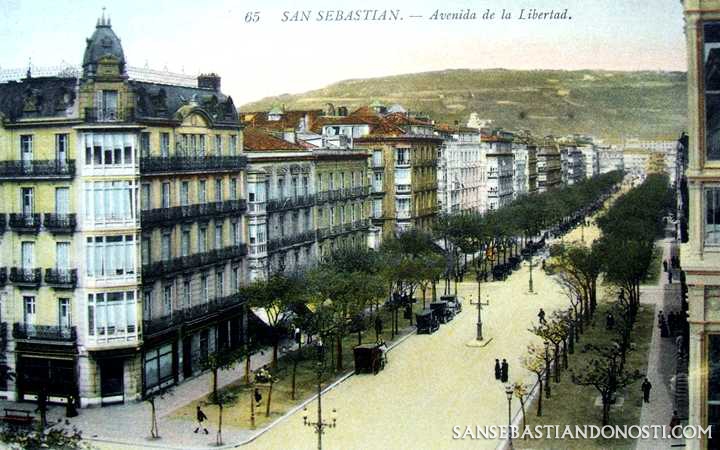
[494,359,501,381]
[538,308,547,325]
[194,405,209,434]
[500,359,509,383]
[641,378,652,403]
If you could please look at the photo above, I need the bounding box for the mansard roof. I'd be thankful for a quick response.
[0,76,77,122]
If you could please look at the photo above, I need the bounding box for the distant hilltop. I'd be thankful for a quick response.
[239,69,687,140]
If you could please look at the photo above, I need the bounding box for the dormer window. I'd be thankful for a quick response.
[95,90,118,121]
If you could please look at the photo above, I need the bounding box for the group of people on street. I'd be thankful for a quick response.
[658,310,685,339]
[494,359,510,383]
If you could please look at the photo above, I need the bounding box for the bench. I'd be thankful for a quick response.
[2,408,34,427]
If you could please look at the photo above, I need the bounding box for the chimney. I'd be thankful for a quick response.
[197,73,221,91]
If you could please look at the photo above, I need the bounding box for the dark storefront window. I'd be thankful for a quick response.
[17,357,75,398]
[144,343,174,393]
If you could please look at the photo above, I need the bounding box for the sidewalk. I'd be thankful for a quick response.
[636,235,683,450]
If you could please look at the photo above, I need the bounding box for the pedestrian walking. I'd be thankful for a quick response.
[494,359,501,381]
[35,386,48,428]
[500,359,509,383]
[194,405,209,434]
[668,271,673,284]
[65,394,78,418]
[254,387,263,406]
[669,410,681,436]
[641,378,652,403]
[663,260,668,272]
[538,308,547,325]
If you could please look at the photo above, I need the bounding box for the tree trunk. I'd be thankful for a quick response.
[212,369,219,402]
[357,331,362,346]
[537,375,543,416]
[554,344,561,382]
[602,395,610,426]
[272,340,279,369]
[217,403,223,445]
[336,333,343,372]
[432,281,437,303]
[265,383,273,417]
[291,360,298,400]
[520,399,527,434]
[245,354,251,383]
[150,399,157,438]
[562,339,569,368]
[422,286,427,309]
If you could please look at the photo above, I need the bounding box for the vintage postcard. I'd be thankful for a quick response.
[0,1,701,449]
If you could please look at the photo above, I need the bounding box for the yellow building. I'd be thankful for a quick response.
[0,16,247,406]
[683,2,720,448]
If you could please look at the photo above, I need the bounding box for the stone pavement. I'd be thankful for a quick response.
[636,235,683,450]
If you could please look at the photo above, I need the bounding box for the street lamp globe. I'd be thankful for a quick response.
[505,384,514,400]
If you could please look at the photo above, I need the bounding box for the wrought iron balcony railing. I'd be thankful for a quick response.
[13,323,77,343]
[266,195,315,212]
[316,186,371,204]
[43,213,76,233]
[44,268,77,288]
[267,231,316,252]
[9,268,41,286]
[141,200,247,227]
[142,244,247,282]
[140,155,247,174]
[0,160,75,179]
[8,213,41,233]
[84,107,135,123]
[142,293,245,336]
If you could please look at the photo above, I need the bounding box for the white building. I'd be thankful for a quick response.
[511,138,529,199]
[577,139,600,178]
[598,145,625,174]
[483,131,514,211]
[435,124,485,214]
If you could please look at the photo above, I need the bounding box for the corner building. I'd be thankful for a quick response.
[0,18,247,406]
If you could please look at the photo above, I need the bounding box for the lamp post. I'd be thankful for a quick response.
[505,384,514,448]
[544,340,551,398]
[528,251,534,294]
[469,286,490,341]
[303,343,337,450]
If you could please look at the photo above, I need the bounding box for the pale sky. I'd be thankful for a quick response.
[0,0,686,105]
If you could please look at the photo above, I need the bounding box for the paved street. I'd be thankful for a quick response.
[243,224,597,450]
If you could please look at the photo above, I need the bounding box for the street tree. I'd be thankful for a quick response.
[521,344,547,416]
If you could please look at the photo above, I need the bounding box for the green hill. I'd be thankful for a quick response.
[240,69,687,139]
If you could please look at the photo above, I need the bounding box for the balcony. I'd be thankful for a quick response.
[9,268,41,287]
[316,186,371,204]
[142,293,245,337]
[267,231,316,252]
[247,202,266,215]
[141,200,247,228]
[142,244,248,282]
[44,268,77,288]
[44,213,76,234]
[13,323,76,343]
[9,213,41,233]
[372,158,384,169]
[416,207,438,218]
[316,220,370,240]
[395,159,411,168]
[395,184,412,194]
[0,160,75,180]
[266,195,315,212]
[140,155,247,175]
[84,107,134,123]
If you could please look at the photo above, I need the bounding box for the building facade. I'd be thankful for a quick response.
[0,18,248,406]
[598,145,625,174]
[682,3,720,447]
[536,137,562,192]
[435,124,485,214]
[483,131,514,210]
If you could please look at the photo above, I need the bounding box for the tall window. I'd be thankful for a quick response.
[142,237,150,266]
[277,177,285,199]
[59,298,71,328]
[199,135,206,156]
[162,182,171,208]
[86,235,135,278]
[201,274,209,303]
[707,187,720,245]
[292,176,298,199]
[183,279,191,307]
[199,180,207,203]
[214,135,222,156]
[162,233,172,261]
[199,227,207,253]
[56,242,70,270]
[56,134,68,162]
[215,178,223,202]
[181,228,191,257]
[24,296,36,325]
[229,135,237,155]
[216,270,224,298]
[232,266,240,292]
[705,22,720,160]
[21,242,34,269]
[140,133,150,158]
[160,133,170,157]
[55,187,69,215]
[302,175,309,196]
[87,291,137,338]
[215,224,223,249]
[20,135,33,162]
[230,178,237,200]
[141,183,151,210]
[21,187,34,215]
[232,221,239,246]
[163,285,173,315]
[180,181,189,206]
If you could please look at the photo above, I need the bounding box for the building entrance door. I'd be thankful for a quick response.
[100,359,124,405]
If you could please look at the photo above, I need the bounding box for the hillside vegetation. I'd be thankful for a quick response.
[240,69,687,139]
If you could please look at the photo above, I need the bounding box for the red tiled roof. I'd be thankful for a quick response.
[240,110,323,132]
[243,127,306,151]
